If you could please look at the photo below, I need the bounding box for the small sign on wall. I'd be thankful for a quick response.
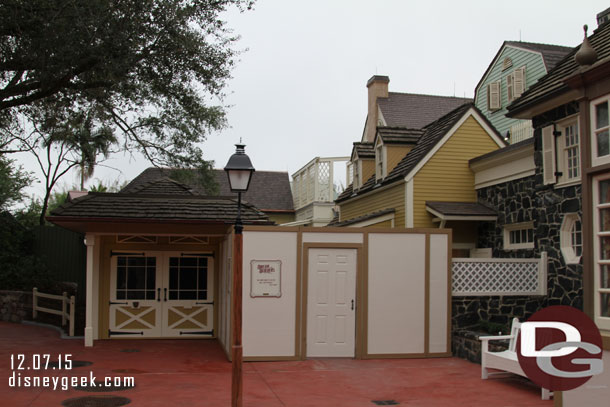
[250,260,281,298]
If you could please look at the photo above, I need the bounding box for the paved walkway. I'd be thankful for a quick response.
[1,321,551,406]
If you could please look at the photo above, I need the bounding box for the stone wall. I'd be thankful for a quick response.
[452,295,546,330]
[0,290,32,323]
[452,329,509,364]
[452,116,584,360]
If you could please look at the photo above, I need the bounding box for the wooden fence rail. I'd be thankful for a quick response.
[32,287,75,336]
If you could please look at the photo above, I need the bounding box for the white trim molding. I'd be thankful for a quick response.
[84,234,97,347]
[503,222,535,250]
[405,178,414,228]
[560,213,582,265]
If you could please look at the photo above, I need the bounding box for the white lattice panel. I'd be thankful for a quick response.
[452,254,546,296]
[317,161,330,201]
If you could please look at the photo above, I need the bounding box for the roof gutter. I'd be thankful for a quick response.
[45,216,272,225]
[506,85,573,119]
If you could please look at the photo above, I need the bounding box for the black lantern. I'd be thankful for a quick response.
[224,144,255,193]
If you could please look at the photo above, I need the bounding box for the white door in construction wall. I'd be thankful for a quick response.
[306,248,357,357]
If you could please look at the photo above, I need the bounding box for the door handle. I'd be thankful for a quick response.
[351,299,354,311]
[164,288,167,302]
[157,288,160,302]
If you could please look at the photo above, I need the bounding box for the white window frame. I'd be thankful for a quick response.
[503,222,535,250]
[592,173,610,330]
[352,159,360,190]
[556,116,581,187]
[375,143,385,181]
[591,95,610,167]
[560,213,582,264]
[541,116,581,188]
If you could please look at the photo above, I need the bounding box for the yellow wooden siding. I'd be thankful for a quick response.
[266,212,295,225]
[340,183,405,227]
[361,159,375,184]
[386,145,412,175]
[412,116,500,229]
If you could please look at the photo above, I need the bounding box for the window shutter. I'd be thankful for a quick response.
[542,125,556,185]
[514,66,526,98]
[488,81,501,110]
[507,74,514,102]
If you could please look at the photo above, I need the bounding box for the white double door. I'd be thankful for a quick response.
[307,248,357,357]
[109,252,214,338]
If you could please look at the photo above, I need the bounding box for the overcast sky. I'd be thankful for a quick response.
[16,0,610,197]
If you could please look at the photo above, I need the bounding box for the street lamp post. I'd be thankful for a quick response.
[224,144,255,407]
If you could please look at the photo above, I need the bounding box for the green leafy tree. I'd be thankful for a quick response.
[46,106,117,190]
[10,103,119,225]
[0,0,254,170]
[0,155,31,210]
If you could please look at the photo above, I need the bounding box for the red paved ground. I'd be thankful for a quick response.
[0,321,552,406]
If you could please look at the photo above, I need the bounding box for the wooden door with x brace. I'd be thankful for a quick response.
[109,252,214,338]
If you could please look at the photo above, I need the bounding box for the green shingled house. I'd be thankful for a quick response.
[475,41,572,143]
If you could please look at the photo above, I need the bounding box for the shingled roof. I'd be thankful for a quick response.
[377,92,473,129]
[48,193,271,224]
[505,41,575,71]
[128,177,195,195]
[121,168,294,212]
[327,208,395,227]
[338,103,483,202]
[426,201,496,218]
[377,127,424,144]
[352,142,375,159]
[337,103,503,203]
[508,22,610,116]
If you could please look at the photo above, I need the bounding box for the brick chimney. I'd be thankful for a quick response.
[365,75,389,143]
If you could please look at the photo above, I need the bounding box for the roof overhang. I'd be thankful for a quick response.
[46,216,262,235]
[425,202,497,223]
[563,55,610,91]
[507,87,582,119]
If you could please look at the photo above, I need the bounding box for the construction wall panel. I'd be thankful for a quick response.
[242,231,298,357]
[367,233,426,354]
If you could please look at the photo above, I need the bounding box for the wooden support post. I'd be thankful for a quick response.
[84,234,96,347]
[231,230,243,407]
[69,296,75,337]
[61,292,67,326]
[32,288,38,319]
